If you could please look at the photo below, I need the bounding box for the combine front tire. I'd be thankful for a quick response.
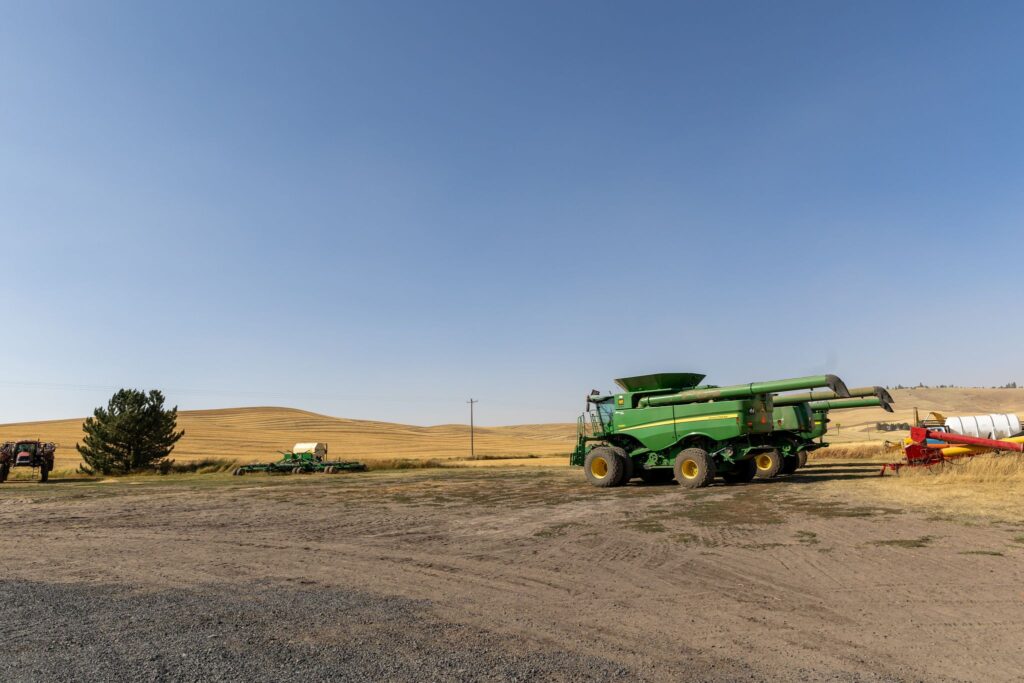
[674,448,715,489]
[722,458,757,484]
[753,450,783,479]
[584,447,624,488]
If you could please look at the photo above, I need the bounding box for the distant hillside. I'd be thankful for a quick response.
[0,407,575,469]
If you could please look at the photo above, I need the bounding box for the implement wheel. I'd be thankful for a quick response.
[584,447,623,488]
[674,448,715,489]
[797,451,808,469]
[639,468,674,485]
[722,458,757,484]
[291,466,302,475]
[753,450,783,479]
[780,455,799,475]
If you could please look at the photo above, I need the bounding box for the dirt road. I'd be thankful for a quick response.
[2,463,1022,681]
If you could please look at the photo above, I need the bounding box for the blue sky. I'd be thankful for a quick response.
[1,1,1022,425]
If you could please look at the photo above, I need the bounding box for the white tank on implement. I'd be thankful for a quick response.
[944,414,1021,440]
[292,442,328,457]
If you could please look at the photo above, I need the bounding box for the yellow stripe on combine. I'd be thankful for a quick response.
[617,413,736,433]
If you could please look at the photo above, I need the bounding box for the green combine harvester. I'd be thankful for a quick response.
[767,386,894,477]
[232,442,367,475]
[571,373,851,488]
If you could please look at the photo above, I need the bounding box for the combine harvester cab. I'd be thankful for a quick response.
[571,372,850,489]
[233,442,367,475]
[767,387,894,477]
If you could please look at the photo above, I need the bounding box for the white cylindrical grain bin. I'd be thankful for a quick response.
[944,414,1022,440]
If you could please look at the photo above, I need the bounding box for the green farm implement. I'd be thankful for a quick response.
[232,442,366,476]
[571,372,850,489]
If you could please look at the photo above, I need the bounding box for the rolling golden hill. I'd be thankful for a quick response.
[0,407,576,469]
[2,388,1022,469]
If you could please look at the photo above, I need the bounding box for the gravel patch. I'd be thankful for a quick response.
[0,579,633,682]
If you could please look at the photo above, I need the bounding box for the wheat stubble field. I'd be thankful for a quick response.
[0,406,575,470]
[2,388,1024,681]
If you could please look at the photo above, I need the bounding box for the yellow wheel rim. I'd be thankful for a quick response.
[590,457,609,479]
[680,459,699,479]
[755,454,773,471]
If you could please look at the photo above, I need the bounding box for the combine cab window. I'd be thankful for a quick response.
[598,403,615,425]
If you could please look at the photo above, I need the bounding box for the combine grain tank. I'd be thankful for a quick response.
[570,372,850,489]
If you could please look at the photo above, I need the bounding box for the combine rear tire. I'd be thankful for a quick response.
[584,447,623,488]
[780,455,799,476]
[0,463,8,483]
[753,450,783,479]
[40,466,49,483]
[674,448,715,489]
[797,451,808,469]
[639,468,674,484]
[722,458,757,484]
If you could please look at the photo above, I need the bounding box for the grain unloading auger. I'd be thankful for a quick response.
[233,442,367,476]
[571,373,850,489]
[881,414,1024,475]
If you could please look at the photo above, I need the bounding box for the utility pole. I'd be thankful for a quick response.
[467,399,478,459]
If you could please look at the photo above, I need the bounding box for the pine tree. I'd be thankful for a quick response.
[77,389,184,474]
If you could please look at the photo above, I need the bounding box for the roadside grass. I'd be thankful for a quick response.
[364,458,450,471]
[897,453,1024,484]
[165,458,239,474]
[838,453,1024,522]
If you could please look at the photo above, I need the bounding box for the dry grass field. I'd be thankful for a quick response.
[0,406,576,470]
